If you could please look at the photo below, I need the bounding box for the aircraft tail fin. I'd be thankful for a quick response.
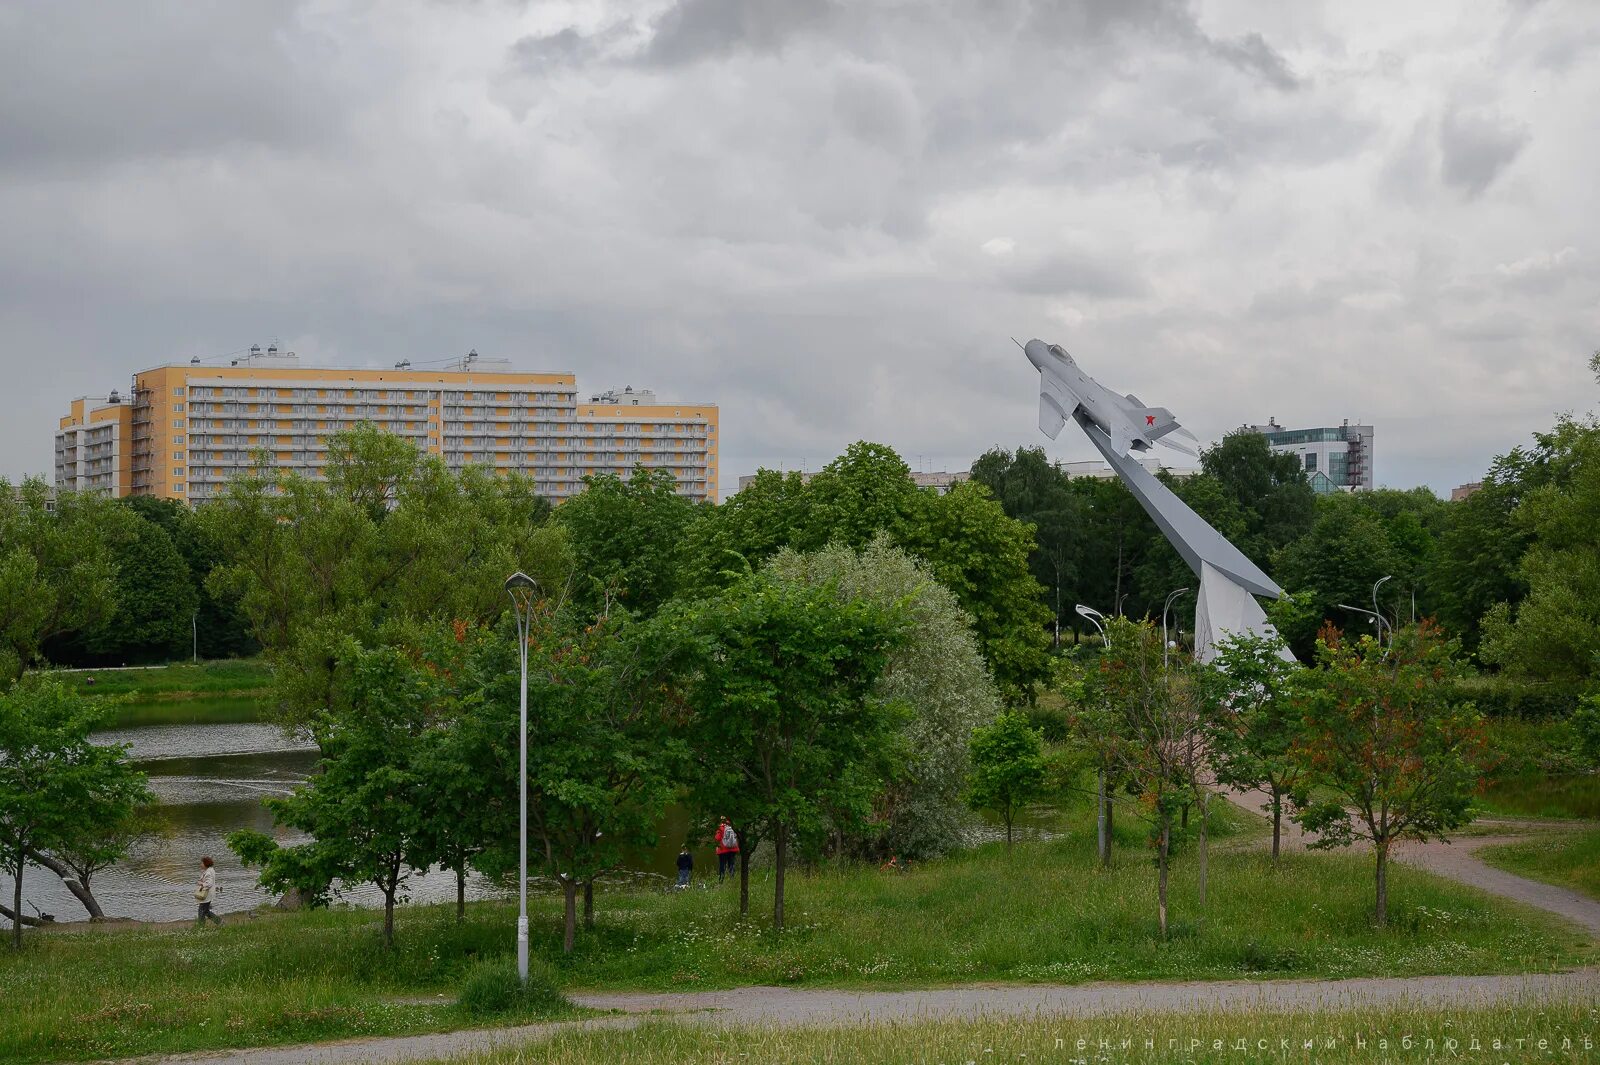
[1132,406,1181,439]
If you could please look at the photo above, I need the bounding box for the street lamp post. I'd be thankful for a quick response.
[1075,603,1112,867]
[505,571,540,986]
[1337,576,1394,648]
[1372,575,1393,637]
[1162,588,1189,669]
[192,610,198,664]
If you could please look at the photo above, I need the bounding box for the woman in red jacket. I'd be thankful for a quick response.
[713,818,739,881]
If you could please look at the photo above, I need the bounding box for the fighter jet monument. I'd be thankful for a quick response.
[1021,338,1290,662]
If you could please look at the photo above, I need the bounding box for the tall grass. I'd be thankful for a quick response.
[449,1002,1600,1065]
[555,833,1591,992]
[0,905,570,1063]
[52,659,274,728]
[60,659,273,700]
[0,818,1589,1062]
[1481,829,1600,902]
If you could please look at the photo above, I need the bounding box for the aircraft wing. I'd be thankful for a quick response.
[1037,371,1083,441]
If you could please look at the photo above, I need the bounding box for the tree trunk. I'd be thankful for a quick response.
[27,849,105,920]
[455,863,466,923]
[562,878,578,953]
[1157,818,1170,941]
[1005,812,1013,848]
[11,854,24,949]
[1270,788,1282,867]
[1374,842,1389,928]
[739,846,751,917]
[773,820,787,932]
[382,887,396,948]
[583,879,594,929]
[1180,803,1189,829]
[1197,793,1209,908]
[0,904,46,928]
[1101,791,1114,866]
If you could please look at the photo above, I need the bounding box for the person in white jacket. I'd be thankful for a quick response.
[194,856,222,927]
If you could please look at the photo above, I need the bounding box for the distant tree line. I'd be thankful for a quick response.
[970,350,1600,680]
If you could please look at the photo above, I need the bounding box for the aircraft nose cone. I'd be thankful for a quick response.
[1023,339,1050,370]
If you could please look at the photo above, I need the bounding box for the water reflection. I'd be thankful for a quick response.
[0,721,515,925]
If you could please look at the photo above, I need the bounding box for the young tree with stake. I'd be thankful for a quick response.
[1290,622,1486,926]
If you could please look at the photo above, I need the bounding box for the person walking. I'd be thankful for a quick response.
[675,845,693,889]
[194,856,222,927]
[713,818,739,881]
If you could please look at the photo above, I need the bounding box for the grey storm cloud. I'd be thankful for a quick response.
[2,0,1598,498]
[1438,106,1531,197]
[0,4,346,174]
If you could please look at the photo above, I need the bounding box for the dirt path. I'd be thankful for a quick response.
[1222,789,1600,936]
[113,969,1600,1065]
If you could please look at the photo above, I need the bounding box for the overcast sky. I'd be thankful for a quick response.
[3,0,1597,497]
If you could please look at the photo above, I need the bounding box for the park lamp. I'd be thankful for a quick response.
[1335,603,1387,646]
[504,571,540,986]
[1074,603,1108,645]
[1162,587,1190,668]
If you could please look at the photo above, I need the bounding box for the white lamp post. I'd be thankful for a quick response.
[1074,603,1111,866]
[1162,588,1189,668]
[505,571,540,985]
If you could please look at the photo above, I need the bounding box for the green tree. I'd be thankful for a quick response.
[59,507,197,664]
[0,676,150,946]
[1290,623,1485,927]
[897,482,1052,704]
[804,442,919,549]
[768,536,1002,858]
[229,638,435,947]
[0,479,128,685]
[125,496,256,659]
[1271,496,1404,657]
[966,711,1046,848]
[203,425,567,728]
[1479,416,1600,679]
[1208,630,1303,865]
[686,468,812,587]
[1200,430,1316,568]
[1056,651,1123,867]
[1082,618,1204,939]
[470,608,681,952]
[969,447,1086,642]
[653,574,905,929]
[557,466,699,618]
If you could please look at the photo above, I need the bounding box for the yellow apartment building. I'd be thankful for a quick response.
[55,348,719,504]
[56,392,134,497]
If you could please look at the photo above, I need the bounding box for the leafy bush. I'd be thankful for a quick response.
[1024,702,1069,742]
[457,958,567,1018]
[1573,697,1600,766]
[1448,676,1587,719]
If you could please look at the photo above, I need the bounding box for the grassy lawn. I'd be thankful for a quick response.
[446,1003,1600,1065]
[559,834,1590,992]
[0,907,572,1063]
[2,806,1590,1062]
[51,659,273,727]
[1480,828,1600,902]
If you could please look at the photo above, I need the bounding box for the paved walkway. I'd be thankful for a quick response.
[115,969,1600,1065]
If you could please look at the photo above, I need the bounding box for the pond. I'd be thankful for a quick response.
[0,720,719,925]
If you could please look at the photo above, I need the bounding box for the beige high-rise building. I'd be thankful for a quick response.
[56,392,134,497]
[54,348,719,503]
